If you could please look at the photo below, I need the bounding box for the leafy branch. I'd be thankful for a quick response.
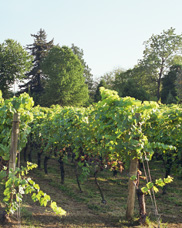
[1,162,66,216]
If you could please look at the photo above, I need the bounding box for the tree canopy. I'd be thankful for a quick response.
[1,27,182,105]
[41,45,89,106]
[161,65,182,104]
[94,79,108,102]
[139,27,182,101]
[71,44,94,103]
[71,44,93,90]
[0,39,32,98]
[175,67,182,102]
[19,29,54,104]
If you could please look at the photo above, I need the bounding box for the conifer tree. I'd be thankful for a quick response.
[19,29,53,105]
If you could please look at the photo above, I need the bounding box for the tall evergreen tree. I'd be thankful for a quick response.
[19,29,53,104]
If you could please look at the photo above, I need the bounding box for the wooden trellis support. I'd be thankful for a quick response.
[9,112,20,171]
[126,157,138,220]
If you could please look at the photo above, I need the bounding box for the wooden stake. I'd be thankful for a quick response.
[3,113,20,223]
[9,113,20,171]
[126,157,138,220]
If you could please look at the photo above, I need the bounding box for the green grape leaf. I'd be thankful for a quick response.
[141,187,148,194]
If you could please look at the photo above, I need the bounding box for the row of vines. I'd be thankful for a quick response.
[0,88,182,224]
[0,91,66,223]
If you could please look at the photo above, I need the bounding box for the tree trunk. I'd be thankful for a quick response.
[126,157,138,220]
[157,60,164,101]
[137,188,147,224]
[74,161,82,193]
[23,143,28,162]
[157,78,161,102]
[44,156,50,174]
[163,157,172,194]
[27,143,32,162]
[94,170,106,204]
[37,152,42,169]
[58,156,65,184]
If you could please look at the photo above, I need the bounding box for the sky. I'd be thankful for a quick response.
[1,0,182,79]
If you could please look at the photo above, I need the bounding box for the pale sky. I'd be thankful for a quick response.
[1,0,182,79]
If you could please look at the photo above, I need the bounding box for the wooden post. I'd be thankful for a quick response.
[9,113,20,171]
[126,113,140,220]
[126,157,138,220]
[3,113,20,223]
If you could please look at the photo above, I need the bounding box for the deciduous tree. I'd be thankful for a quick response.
[41,45,89,106]
[113,67,151,101]
[0,39,32,98]
[71,44,94,103]
[71,44,93,90]
[139,27,182,101]
[101,68,125,90]
[94,79,108,102]
[175,67,182,102]
[161,65,181,104]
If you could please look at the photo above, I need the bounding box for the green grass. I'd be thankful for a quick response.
[38,158,181,223]
[1,154,182,227]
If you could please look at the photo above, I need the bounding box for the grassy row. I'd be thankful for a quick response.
[18,156,182,227]
[1,154,182,227]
